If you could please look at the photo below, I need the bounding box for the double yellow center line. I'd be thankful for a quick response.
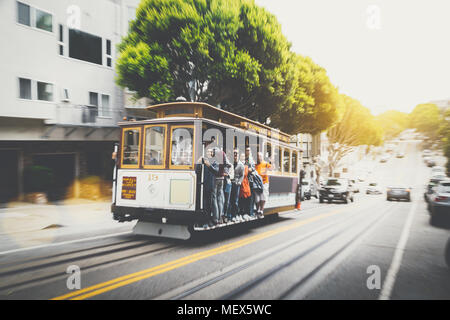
[52,208,345,300]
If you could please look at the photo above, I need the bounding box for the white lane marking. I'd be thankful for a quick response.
[379,199,418,300]
[0,231,132,256]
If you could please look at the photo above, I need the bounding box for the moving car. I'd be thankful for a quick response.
[428,179,450,226]
[387,186,411,201]
[366,182,382,195]
[319,178,354,204]
[349,179,359,193]
[380,155,390,163]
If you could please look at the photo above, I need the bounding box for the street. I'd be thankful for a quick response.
[0,140,449,300]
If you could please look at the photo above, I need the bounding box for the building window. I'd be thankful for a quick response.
[58,24,65,56]
[17,2,30,26]
[35,9,52,32]
[19,78,32,99]
[69,29,102,65]
[37,81,53,101]
[101,94,110,117]
[89,92,98,106]
[17,2,53,32]
[106,39,112,67]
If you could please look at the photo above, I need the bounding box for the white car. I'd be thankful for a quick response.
[431,166,446,175]
[366,182,383,195]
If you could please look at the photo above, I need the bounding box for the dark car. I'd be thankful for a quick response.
[387,186,411,201]
[319,178,354,204]
[428,179,450,227]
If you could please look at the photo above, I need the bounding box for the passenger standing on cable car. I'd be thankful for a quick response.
[255,152,271,218]
[244,147,256,217]
[209,147,230,225]
[198,148,217,226]
[227,149,244,222]
[222,150,233,223]
[239,153,252,221]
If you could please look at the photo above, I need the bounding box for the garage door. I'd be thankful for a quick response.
[32,154,75,201]
[0,150,19,203]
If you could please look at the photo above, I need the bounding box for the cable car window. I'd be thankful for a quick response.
[143,125,166,167]
[283,149,290,173]
[170,126,193,167]
[122,128,141,166]
[272,146,280,172]
[292,151,298,173]
[265,141,272,162]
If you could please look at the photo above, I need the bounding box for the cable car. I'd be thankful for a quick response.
[111,102,301,239]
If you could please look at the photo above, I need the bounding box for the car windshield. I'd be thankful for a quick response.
[369,183,377,186]
[326,179,346,186]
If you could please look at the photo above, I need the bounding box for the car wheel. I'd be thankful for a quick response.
[387,197,391,201]
[319,197,324,203]
[351,197,354,202]
[306,196,311,200]
[327,199,332,203]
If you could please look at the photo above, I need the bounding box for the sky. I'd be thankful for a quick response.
[254,0,450,115]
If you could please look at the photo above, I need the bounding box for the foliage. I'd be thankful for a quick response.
[24,166,55,193]
[116,0,340,134]
[326,95,383,175]
[408,103,442,140]
[376,110,409,139]
[270,54,343,134]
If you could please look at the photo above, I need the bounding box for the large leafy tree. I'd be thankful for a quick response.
[270,54,342,134]
[117,0,294,124]
[326,95,383,175]
[408,103,442,140]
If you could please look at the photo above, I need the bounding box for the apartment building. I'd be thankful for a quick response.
[0,0,142,202]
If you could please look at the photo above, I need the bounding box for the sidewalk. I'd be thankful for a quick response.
[0,198,135,253]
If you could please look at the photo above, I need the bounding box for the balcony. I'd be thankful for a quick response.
[44,104,123,127]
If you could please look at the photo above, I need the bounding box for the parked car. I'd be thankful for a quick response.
[387,186,411,201]
[366,182,383,195]
[301,180,313,200]
[428,179,450,227]
[319,178,354,204]
[396,152,405,158]
[423,149,432,157]
[426,158,436,167]
[424,175,447,202]
[431,166,446,175]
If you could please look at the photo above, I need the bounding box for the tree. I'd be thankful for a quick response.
[408,103,442,140]
[116,0,295,125]
[270,54,342,134]
[326,95,383,176]
[376,110,409,140]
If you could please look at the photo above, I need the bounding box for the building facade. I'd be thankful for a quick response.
[0,0,142,202]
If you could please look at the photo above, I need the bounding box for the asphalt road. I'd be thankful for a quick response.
[1,140,449,300]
